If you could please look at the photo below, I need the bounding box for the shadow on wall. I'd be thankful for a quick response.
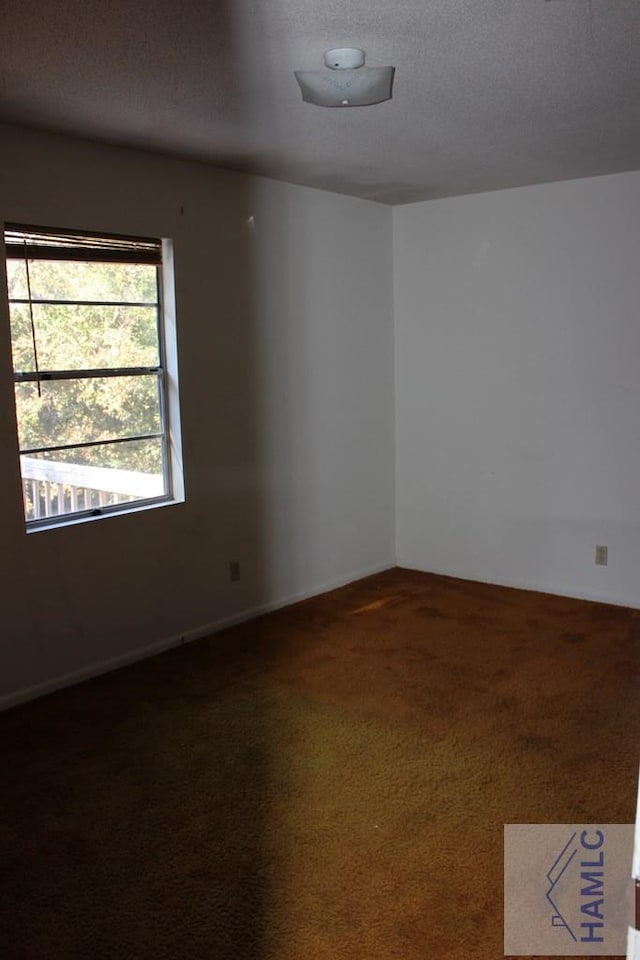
[0,3,290,958]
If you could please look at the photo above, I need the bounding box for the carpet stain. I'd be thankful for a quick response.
[415,605,450,619]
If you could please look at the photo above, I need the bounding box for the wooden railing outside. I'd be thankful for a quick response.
[20,456,164,521]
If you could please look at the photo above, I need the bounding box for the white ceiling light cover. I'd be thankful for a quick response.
[295,48,394,107]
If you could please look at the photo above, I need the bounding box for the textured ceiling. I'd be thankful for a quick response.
[1,0,639,204]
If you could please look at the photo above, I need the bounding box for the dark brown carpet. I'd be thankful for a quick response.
[1,568,639,959]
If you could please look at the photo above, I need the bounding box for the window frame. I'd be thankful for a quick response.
[3,223,184,531]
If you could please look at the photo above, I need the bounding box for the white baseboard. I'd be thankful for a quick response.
[396,560,640,610]
[0,559,395,712]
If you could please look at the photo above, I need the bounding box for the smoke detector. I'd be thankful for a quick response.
[295,48,394,107]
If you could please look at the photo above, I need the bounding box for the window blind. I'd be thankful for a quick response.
[4,224,161,264]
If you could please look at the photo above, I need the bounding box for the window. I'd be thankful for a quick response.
[3,223,184,529]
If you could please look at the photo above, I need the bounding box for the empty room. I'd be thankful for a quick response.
[1,1,639,958]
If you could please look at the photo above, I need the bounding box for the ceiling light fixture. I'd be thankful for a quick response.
[295,48,394,108]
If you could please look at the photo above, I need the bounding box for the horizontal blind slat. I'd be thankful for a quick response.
[4,224,161,264]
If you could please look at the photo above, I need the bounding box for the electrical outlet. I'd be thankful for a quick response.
[595,545,608,566]
[229,561,241,582]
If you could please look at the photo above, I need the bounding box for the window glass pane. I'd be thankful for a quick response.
[5,259,27,300]
[20,438,166,522]
[15,375,162,451]
[6,259,158,304]
[9,302,159,372]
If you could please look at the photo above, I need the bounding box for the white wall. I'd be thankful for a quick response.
[0,125,395,707]
[394,170,640,607]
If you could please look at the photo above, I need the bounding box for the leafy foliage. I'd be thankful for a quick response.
[6,258,164,474]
